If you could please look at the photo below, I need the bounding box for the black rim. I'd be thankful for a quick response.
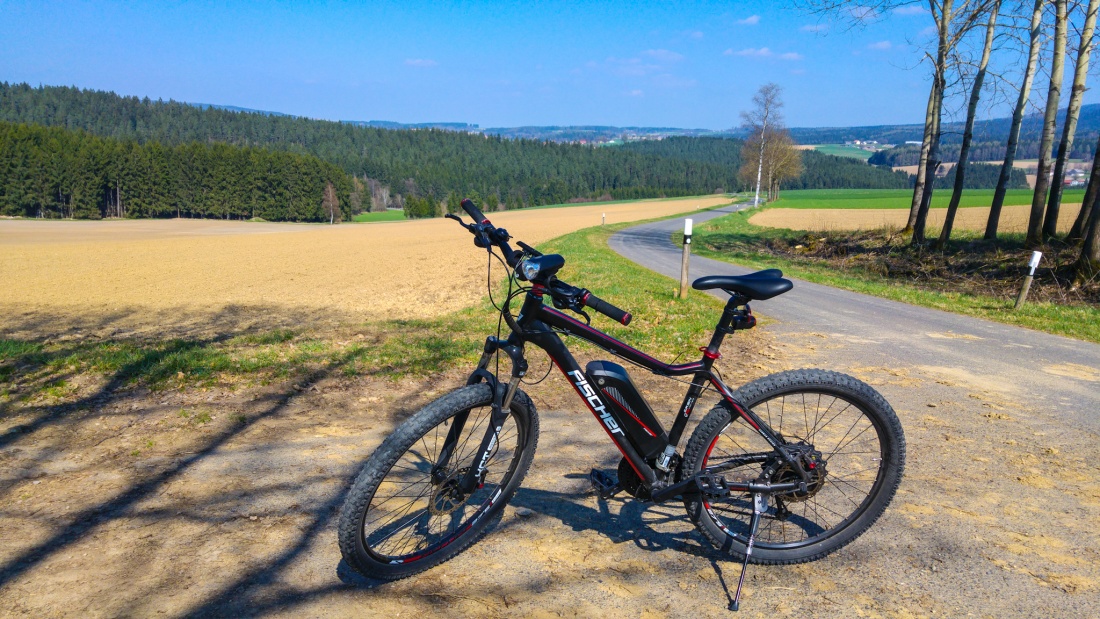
[701,390,888,550]
[361,403,524,563]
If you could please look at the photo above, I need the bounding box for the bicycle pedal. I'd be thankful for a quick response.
[696,474,732,498]
[589,469,622,499]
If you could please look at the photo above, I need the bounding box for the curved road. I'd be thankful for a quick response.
[610,204,1100,433]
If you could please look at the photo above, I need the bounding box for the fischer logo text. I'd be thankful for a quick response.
[568,371,624,436]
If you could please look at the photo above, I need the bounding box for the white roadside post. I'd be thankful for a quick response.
[1014,250,1043,309]
[679,218,693,299]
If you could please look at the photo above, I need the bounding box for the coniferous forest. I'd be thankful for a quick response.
[0,122,352,221]
[1,82,919,221]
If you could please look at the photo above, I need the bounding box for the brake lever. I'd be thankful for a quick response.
[445,213,472,230]
[576,309,591,325]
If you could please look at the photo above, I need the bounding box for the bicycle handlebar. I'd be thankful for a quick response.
[455,197,631,326]
[461,198,490,225]
[582,291,632,326]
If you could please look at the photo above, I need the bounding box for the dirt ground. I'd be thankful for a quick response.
[2,320,1098,618]
[0,196,727,332]
[748,203,1083,234]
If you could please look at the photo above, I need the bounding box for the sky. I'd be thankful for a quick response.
[0,1,1089,130]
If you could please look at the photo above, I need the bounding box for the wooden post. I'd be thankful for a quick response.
[602,212,605,225]
[679,219,693,299]
[1015,251,1042,309]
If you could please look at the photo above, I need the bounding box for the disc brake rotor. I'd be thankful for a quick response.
[429,467,473,516]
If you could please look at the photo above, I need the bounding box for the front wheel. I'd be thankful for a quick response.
[682,369,905,565]
[338,383,539,580]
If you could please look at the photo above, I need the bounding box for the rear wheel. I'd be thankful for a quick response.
[682,369,905,564]
[338,383,538,580]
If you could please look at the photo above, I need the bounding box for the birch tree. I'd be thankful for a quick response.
[1068,134,1100,242]
[1026,0,1069,247]
[939,1,1001,248]
[986,0,1046,240]
[741,83,783,207]
[1075,190,1100,285]
[1043,0,1099,240]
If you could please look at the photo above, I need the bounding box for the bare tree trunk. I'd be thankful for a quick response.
[754,122,767,206]
[1027,0,1069,247]
[1075,188,1100,285]
[1068,135,1100,242]
[940,2,1000,249]
[913,0,954,245]
[1045,0,1099,239]
[987,0,1045,240]
[907,84,939,233]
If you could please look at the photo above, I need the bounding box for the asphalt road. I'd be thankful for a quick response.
[609,205,1100,434]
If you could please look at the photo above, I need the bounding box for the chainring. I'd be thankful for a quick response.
[617,458,650,500]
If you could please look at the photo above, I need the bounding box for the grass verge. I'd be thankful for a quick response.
[690,207,1100,343]
[352,210,407,223]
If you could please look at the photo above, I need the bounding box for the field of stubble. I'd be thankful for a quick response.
[748,203,1083,234]
[0,196,729,337]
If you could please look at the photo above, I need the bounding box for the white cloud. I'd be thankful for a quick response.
[894,5,926,15]
[729,47,773,57]
[737,15,760,25]
[800,24,828,33]
[688,30,704,39]
[404,58,438,67]
[725,47,801,61]
[867,40,892,50]
[628,89,644,97]
[642,49,684,62]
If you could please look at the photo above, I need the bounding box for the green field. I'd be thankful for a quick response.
[810,145,873,160]
[771,188,1087,210]
[352,210,407,222]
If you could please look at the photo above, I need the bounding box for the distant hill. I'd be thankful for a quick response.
[789,104,1100,161]
[615,136,912,190]
[342,120,480,132]
[483,125,729,142]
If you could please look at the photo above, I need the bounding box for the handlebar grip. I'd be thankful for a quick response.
[583,292,632,326]
[461,198,490,224]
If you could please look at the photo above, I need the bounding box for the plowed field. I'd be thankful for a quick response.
[0,197,726,335]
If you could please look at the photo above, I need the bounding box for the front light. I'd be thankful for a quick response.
[520,260,540,281]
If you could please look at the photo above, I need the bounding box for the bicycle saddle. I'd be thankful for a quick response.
[692,269,793,300]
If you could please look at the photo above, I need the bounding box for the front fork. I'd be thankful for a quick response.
[432,337,527,493]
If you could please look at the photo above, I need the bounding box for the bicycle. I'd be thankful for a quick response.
[338,199,906,611]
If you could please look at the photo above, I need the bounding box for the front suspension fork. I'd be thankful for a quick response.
[433,337,527,493]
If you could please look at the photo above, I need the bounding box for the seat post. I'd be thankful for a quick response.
[702,293,750,361]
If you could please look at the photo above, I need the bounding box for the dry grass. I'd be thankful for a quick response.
[748,202,1083,234]
[0,196,727,336]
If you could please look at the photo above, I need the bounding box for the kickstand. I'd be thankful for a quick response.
[730,492,767,612]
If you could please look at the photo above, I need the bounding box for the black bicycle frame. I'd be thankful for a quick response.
[454,284,794,500]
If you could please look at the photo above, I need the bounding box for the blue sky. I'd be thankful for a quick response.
[0,1,1083,129]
